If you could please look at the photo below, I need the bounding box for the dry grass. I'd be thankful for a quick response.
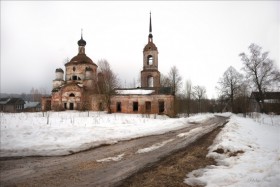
[213,148,244,157]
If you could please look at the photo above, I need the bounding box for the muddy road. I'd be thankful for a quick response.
[0,116,228,187]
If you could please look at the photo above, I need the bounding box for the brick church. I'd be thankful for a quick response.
[42,13,175,116]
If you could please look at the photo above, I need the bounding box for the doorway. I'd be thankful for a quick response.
[70,103,74,110]
[117,102,121,112]
[158,101,164,114]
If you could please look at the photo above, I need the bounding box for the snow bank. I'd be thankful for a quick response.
[185,114,280,187]
[186,113,216,123]
[0,111,216,157]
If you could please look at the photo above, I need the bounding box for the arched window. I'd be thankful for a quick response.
[69,93,75,97]
[147,55,153,65]
[147,76,154,87]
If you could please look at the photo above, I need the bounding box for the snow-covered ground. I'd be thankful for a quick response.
[1,111,279,186]
[185,113,280,187]
[0,111,214,157]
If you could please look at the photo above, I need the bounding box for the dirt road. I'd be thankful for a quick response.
[0,116,228,187]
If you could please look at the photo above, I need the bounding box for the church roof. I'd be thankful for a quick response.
[65,54,97,66]
[143,41,158,51]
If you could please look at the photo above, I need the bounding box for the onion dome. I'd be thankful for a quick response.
[78,36,86,46]
[55,68,64,73]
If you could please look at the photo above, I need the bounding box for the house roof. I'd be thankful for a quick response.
[24,101,41,109]
[0,98,25,105]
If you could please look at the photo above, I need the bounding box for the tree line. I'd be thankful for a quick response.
[174,43,279,115]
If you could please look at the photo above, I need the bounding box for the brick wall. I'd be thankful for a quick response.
[110,94,174,117]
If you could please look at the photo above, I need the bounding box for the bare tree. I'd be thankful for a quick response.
[170,66,183,95]
[216,66,243,113]
[239,43,280,113]
[236,83,250,117]
[163,66,182,95]
[97,59,120,113]
[192,85,206,113]
[160,74,171,88]
[185,79,192,116]
[30,87,42,102]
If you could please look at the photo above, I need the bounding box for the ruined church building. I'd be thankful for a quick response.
[42,13,175,116]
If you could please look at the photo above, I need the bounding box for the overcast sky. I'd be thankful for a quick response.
[1,1,279,98]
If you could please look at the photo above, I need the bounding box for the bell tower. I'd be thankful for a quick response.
[141,12,160,88]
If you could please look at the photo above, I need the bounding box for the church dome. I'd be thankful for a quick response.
[78,37,86,46]
[65,54,97,66]
[55,68,64,73]
[143,41,158,52]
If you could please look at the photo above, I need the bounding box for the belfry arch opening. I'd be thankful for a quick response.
[147,55,153,65]
[147,76,154,87]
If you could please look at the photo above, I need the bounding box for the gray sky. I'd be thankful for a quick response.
[1,1,279,98]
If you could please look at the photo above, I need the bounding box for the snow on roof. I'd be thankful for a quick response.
[115,89,155,95]
[0,98,10,105]
[24,101,40,109]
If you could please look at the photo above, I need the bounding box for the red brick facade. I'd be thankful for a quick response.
[42,14,175,116]
[111,94,174,116]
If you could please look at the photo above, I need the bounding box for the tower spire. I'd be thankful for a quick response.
[78,29,86,54]
[149,12,152,33]
[148,12,153,42]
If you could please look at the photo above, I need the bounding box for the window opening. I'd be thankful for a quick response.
[117,102,121,112]
[99,102,103,111]
[72,75,77,80]
[147,55,153,65]
[145,101,151,112]
[133,102,138,112]
[69,93,75,97]
[64,103,67,109]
